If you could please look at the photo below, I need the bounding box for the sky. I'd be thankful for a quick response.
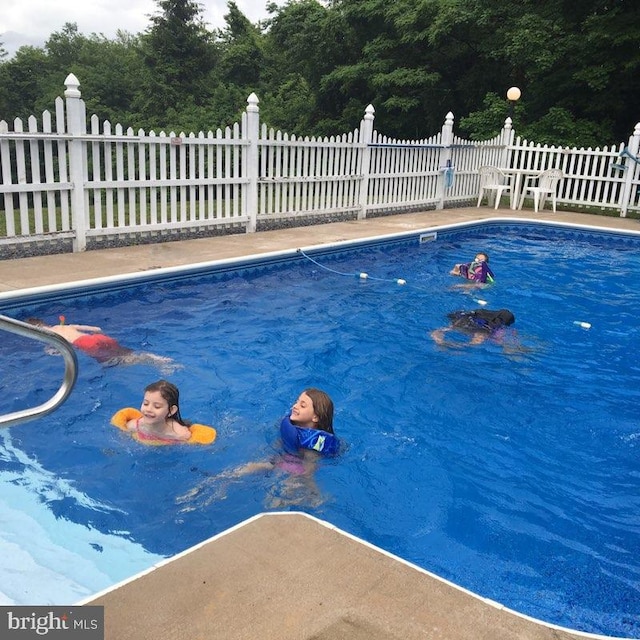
[1,0,278,57]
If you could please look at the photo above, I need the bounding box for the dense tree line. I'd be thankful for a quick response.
[0,0,638,147]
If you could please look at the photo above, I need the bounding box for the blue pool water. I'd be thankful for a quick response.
[0,221,639,636]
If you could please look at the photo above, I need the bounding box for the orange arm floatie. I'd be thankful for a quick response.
[188,423,217,445]
[110,407,142,430]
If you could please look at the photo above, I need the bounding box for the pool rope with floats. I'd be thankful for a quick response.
[296,249,591,329]
[297,248,407,286]
[297,248,488,306]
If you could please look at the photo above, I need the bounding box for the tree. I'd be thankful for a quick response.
[261,0,357,133]
[135,0,219,125]
[0,46,51,121]
[42,25,145,125]
[260,73,317,134]
[456,0,640,144]
[1,0,638,145]
[571,1,640,139]
[215,2,264,90]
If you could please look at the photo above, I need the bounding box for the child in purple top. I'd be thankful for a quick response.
[450,252,494,284]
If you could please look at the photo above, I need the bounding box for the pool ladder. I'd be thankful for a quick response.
[0,315,78,427]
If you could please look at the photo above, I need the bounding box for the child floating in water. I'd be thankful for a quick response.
[431,308,515,347]
[25,316,180,373]
[111,379,216,445]
[450,252,494,285]
[227,388,338,475]
[177,388,338,509]
[122,379,192,442]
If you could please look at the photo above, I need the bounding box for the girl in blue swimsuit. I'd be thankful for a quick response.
[178,389,339,509]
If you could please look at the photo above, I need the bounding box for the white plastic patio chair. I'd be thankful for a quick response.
[517,168,564,213]
[476,166,511,209]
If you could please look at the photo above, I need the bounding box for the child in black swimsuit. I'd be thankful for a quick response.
[431,309,515,346]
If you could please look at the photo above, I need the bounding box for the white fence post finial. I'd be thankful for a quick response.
[619,121,640,217]
[64,74,87,252]
[357,104,375,220]
[500,117,514,168]
[64,74,81,99]
[503,116,513,142]
[437,112,455,208]
[244,93,260,232]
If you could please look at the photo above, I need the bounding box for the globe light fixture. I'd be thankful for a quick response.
[507,86,521,121]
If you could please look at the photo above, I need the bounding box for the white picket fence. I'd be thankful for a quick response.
[1,73,639,254]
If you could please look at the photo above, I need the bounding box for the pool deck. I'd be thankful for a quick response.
[1,207,639,294]
[3,206,637,640]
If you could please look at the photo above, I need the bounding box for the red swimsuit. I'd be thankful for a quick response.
[73,333,132,362]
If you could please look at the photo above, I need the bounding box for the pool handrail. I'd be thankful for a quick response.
[0,315,78,427]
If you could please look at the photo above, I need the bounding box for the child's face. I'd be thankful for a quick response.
[141,390,172,424]
[475,253,487,263]
[291,392,318,428]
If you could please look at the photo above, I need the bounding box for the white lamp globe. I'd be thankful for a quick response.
[507,87,521,101]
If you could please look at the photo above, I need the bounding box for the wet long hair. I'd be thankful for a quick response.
[25,318,46,327]
[145,379,190,426]
[447,309,515,333]
[303,387,335,434]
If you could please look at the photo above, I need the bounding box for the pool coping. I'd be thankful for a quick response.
[1,214,639,304]
[80,512,619,640]
[3,207,638,639]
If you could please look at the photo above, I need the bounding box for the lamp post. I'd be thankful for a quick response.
[506,86,521,121]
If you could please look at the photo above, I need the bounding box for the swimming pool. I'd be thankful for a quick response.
[0,220,638,637]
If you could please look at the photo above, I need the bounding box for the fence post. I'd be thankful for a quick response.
[357,104,375,220]
[64,74,87,252]
[619,122,640,218]
[437,112,454,209]
[500,117,514,168]
[244,93,260,233]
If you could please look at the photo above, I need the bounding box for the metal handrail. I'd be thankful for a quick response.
[0,315,78,427]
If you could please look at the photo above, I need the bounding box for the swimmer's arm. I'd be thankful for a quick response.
[174,423,192,441]
[431,327,476,348]
[69,324,102,332]
[430,328,448,345]
[431,327,457,346]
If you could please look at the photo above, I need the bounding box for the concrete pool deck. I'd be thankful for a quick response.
[1,207,639,294]
[3,206,637,640]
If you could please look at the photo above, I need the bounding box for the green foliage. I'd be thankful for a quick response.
[519,108,610,149]
[208,83,249,129]
[135,0,219,121]
[0,46,52,121]
[260,74,316,135]
[0,0,638,146]
[216,2,264,88]
[459,93,507,141]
